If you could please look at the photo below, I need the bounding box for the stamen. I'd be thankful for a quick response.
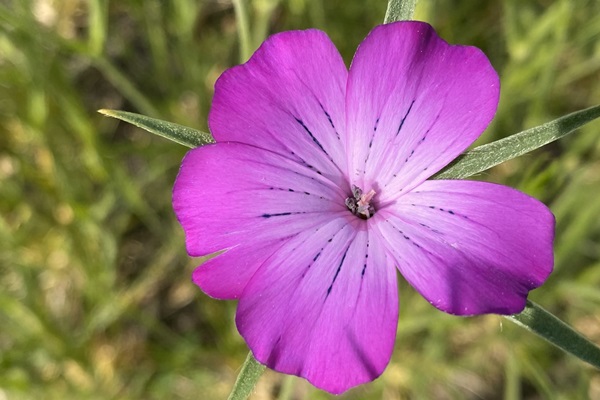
[357,189,376,218]
[345,185,376,219]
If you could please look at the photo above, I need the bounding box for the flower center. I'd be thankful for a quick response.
[345,185,376,219]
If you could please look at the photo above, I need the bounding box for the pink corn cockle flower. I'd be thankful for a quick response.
[173,21,554,394]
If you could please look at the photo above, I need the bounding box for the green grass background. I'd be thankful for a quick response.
[1,0,600,398]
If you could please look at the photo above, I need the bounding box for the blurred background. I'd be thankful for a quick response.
[1,0,600,398]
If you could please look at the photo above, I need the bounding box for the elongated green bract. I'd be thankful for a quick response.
[98,109,214,148]
[384,0,418,23]
[435,104,600,180]
[507,301,600,368]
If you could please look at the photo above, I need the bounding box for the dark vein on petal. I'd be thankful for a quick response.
[385,210,506,261]
[384,219,426,251]
[293,116,344,178]
[295,117,329,156]
[227,185,337,206]
[319,102,341,140]
[409,202,468,219]
[361,240,369,277]
[259,210,347,219]
[362,117,381,174]
[418,221,442,234]
[261,212,305,218]
[395,100,415,136]
[243,158,343,198]
[326,244,351,296]
[384,112,441,188]
[290,150,324,175]
[404,112,440,164]
[302,224,348,278]
[256,219,348,357]
[269,186,326,200]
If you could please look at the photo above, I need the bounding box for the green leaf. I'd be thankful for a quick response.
[384,0,418,23]
[98,109,213,148]
[227,352,266,400]
[434,104,600,180]
[506,300,600,369]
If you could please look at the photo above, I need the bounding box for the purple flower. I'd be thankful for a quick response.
[173,21,554,394]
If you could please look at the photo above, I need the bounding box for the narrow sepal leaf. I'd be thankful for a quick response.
[98,109,214,148]
[506,300,600,369]
[227,352,266,400]
[384,0,418,23]
[434,104,600,180]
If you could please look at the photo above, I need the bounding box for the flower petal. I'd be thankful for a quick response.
[209,29,349,184]
[375,180,554,315]
[345,21,500,197]
[173,142,347,299]
[237,218,398,394]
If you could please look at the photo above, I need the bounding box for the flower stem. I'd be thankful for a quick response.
[227,352,266,400]
[384,0,418,23]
